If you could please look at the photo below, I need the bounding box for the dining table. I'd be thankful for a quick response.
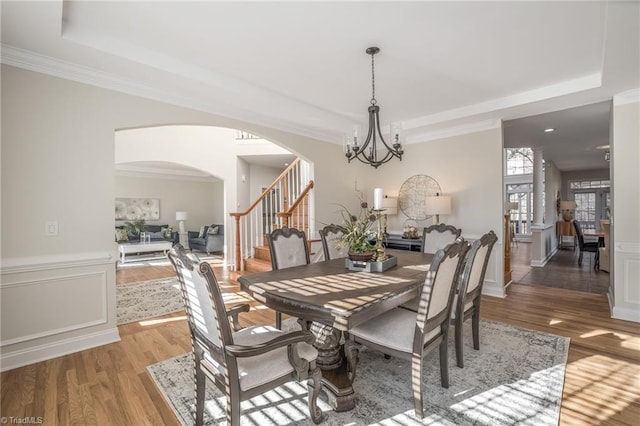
[238,249,433,412]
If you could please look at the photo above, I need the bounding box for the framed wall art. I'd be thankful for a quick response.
[115,197,160,220]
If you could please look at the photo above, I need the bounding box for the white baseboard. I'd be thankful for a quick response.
[0,327,120,372]
[482,280,506,298]
[531,247,558,267]
[612,306,640,323]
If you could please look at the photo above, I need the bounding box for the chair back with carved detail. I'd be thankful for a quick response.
[268,227,310,269]
[422,224,462,254]
[319,224,347,260]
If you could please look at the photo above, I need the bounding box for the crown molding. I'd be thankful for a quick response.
[406,119,502,144]
[115,164,220,182]
[403,73,602,132]
[0,44,339,143]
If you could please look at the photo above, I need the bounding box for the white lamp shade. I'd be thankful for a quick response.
[559,201,577,210]
[382,196,398,215]
[505,202,519,211]
[175,211,189,221]
[425,196,451,215]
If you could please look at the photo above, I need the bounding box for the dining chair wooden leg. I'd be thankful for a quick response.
[472,310,481,351]
[455,318,464,368]
[439,338,450,388]
[226,393,241,426]
[411,355,424,419]
[275,311,282,329]
[194,359,206,426]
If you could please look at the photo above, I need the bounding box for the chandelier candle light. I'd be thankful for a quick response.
[344,47,404,168]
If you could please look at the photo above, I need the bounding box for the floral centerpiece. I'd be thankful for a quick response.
[338,200,379,261]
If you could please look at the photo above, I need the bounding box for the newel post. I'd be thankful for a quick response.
[231,214,242,271]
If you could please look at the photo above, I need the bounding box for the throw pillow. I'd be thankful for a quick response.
[198,226,206,238]
[164,227,173,238]
[207,225,219,235]
[115,228,128,242]
[150,231,165,239]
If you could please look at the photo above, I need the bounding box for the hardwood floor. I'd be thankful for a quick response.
[1,261,638,425]
[511,241,610,294]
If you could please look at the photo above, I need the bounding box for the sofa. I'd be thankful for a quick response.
[188,224,224,254]
[115,224,178,244]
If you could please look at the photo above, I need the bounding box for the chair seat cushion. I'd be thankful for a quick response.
[349,308,440,353]
[229,325,318,391]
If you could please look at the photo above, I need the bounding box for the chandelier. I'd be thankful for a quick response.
[344,46,404,168]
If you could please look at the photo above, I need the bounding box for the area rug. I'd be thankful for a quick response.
[116,277,184,324]
[147,319,569,425]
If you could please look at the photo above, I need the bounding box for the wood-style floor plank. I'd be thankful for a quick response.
[1,248,638,425]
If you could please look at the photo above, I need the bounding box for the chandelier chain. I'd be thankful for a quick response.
[370,51,376,105]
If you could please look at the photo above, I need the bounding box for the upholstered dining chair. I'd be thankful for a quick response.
[319,224,347,261]
[167,244,323,426]
[345,240,469,419]
[268,227,311,329]
[422,224,462,254]
[599,220,610,273]
[573,220,599,268]
[452,230,498,368]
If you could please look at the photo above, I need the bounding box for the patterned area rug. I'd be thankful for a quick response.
[147,319,569,425]
[116,277,184,325]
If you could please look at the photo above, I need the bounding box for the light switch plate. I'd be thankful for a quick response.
[46,221,58,236]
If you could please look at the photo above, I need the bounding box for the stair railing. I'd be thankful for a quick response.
[230,158,313,271]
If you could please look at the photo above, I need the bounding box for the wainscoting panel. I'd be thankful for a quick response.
[613,242,640,323]
[0,252,119,371]
[1,272,107,345]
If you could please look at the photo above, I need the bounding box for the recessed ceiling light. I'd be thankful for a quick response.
[544,128,555,133]
[284,163,289,166]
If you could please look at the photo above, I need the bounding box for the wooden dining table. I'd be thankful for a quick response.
[238,249,432,411]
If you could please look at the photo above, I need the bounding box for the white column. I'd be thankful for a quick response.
[532,148,544,226]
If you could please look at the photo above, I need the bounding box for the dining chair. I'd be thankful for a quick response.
[345,239,469,419]
[599,220,610,273]
[319,224,347,261]
[422,223,462,254]
[572,220,599,268]
[167,244,323,426]
[452,230,498,368]
[268,227,311,329]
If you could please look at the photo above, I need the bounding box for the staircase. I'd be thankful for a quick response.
[243,239,272,273]
[230,158,314,273]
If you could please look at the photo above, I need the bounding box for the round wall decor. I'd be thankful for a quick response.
[398,175,442,220]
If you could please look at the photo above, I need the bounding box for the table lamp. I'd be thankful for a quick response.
[425,194,451,225]
[559,201,577,222]
[175,211,189,233]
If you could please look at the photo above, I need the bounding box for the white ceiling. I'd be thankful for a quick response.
[2,1,639,171]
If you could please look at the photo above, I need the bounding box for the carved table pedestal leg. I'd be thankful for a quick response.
[309,322,356,411]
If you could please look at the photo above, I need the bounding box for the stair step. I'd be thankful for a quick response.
[243,257,272,273]
[254,245,271,261]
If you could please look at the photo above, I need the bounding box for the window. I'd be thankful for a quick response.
[507,185,533,235]
[570,179,610,230]
[506,148,534,176]
[504,148,537,236]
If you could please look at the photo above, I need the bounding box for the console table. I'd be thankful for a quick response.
[382,234,423,251]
